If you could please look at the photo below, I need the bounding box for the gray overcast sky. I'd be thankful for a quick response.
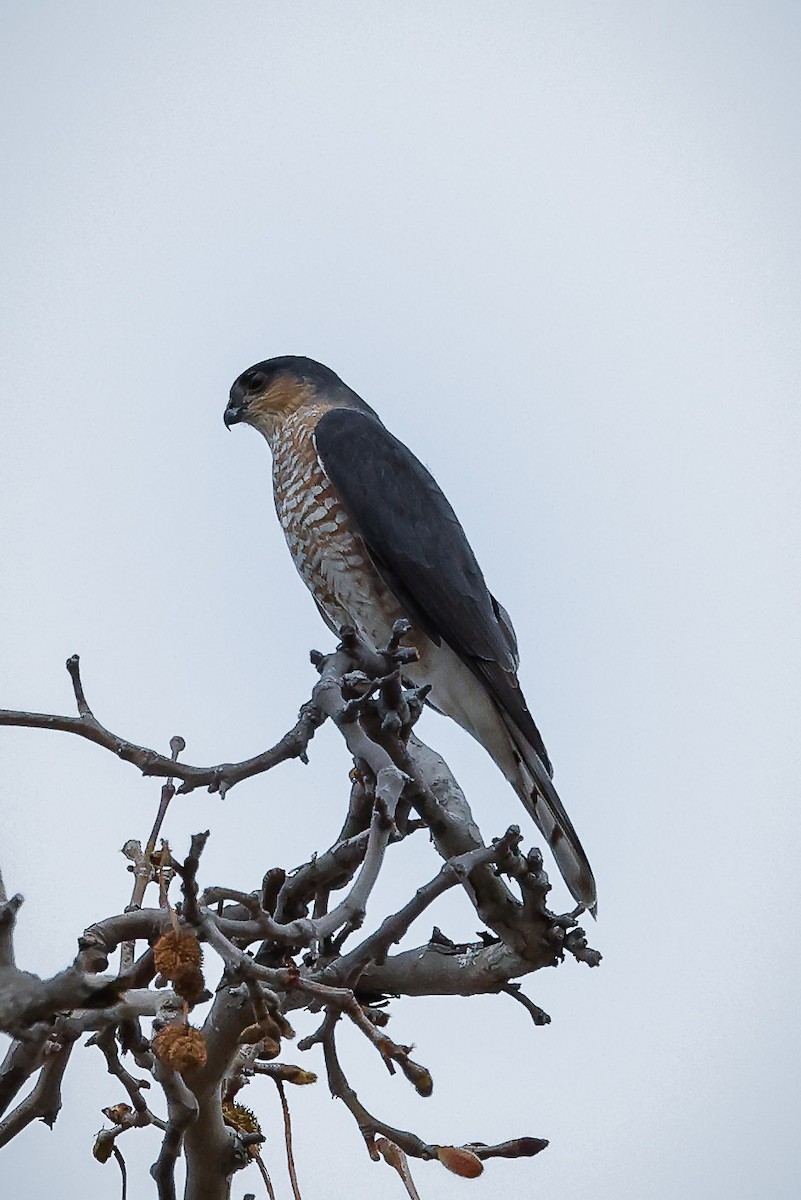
[1,3,799,1198]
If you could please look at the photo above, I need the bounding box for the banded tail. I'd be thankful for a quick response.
[503,713,597,915]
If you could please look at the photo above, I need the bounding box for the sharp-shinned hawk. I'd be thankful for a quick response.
[224,355,597,913]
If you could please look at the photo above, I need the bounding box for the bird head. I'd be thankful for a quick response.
[225,356,355,440]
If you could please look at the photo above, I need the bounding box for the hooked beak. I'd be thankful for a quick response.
[224,396,249,429]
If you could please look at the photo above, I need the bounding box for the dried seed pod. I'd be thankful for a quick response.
[152,1024,207,1074]
[153,931,202,980]
[222,1101,262,1137]
[222,1101,263,1157]
[436,1146,484,1178]
[172,963,206,1003]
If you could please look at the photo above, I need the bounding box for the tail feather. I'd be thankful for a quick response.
[503,717,597,915]
[413,642,597,914]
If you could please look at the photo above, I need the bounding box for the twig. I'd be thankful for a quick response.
[500,983,551,1026]
[253,1152,277,1200]
[296,978,432,1094]
[172,831,210,925]
[375,1138,422,1200]
[146,737,186,856]
[320,1014,434,1161]
[112,1144,128,1200]
[89,1024,165,1129]
[564,926,603,968]
[0,655,326,796]
[120,734,187,971]
[0,889,23,969]
[274,1079,303,1200]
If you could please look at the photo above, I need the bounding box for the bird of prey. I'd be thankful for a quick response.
[224,356,596,913]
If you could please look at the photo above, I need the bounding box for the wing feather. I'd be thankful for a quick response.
[313,408,552,769]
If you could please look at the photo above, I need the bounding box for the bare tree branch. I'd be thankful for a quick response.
[0,1027,51,1118]
[0,1025,78,1147]
[0,635,599,1199]
[90,1024,165,1130]
[376,1138,423,1200]
[0,655,326,797]
[320,1012,435,1161]
[327,830,522,987]
[274,1079,304,1200]
[0,886,23,970]
[150,1058,199,1200]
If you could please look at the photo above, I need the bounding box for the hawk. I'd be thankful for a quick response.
[224,356,597,913]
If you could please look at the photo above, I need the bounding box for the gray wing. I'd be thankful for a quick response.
[313,406,552,772]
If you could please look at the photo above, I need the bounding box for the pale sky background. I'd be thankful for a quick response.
[1,3,800,1198]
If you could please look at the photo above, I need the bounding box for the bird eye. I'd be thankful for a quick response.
[244,370,267,393]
